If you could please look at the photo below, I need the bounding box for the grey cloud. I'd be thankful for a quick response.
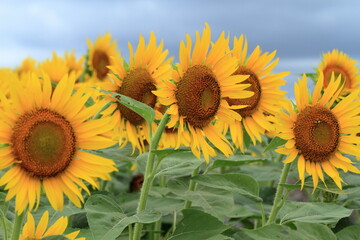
[1,0,360,97]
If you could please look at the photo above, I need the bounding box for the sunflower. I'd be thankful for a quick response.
[0,68,16,96]
[39,52,70,83]
[17,57,37,76]
[87,33,119,81]
[318,49,360,93]
[224,35,288,151]
[153,23,253,162]
[64,50,85,80]
[0,73,117,214]
[276,73,360,190]
[155,103,191,149]
[20,211,84,240]
[106,32,173,153]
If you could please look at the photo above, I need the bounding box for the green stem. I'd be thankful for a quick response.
[128,224,133,240]
[258,202,266,227]
[253,219,258,229]
[172,211,177,234]
[132,113,170,240]
[269,154,284,187]
[92,101,114,120]
[11,211,25,240]
[153,176,166,240]
[0,201,9,240]
[184,166,200,209]
[148,224,155,240]
[153,221,161,240]
[101,180,108,191]
[267,161,291,225]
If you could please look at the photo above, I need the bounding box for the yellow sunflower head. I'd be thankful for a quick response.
[276,73,360,190]
[39,52,69,83]
[87,33,119,81]
[155,103,191,149]
[17,57,37,76]
[20,211,85,240]
[0,68,17,96]
[226,35,288,152]
[64,50,85,80]
[153,23,254,162]
[106,32,173,154]
[0,73,117,214]
[318,49,360,93]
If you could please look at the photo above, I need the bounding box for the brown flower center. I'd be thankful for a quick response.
[117,68,157,125]
[11,109,76,178]
[323,65,350,89]
[226,67,261,117]
[175,65,220,128]
[92,50,110,80]
[293,105,340,162]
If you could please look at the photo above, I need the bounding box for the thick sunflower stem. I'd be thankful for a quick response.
[267,161,291,225]
[132,113,170,240]
[11,211,25,240]
[184,166,200,209]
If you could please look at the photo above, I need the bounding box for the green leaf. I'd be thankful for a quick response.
[85,194,161,240]
[41,236,69,240]
[305,72,318,82]
[208,235,234,240]
[240,224,288,240]
[32,200,85,223]
[90,144,138,172]
[70,228,93,239]
[239,165,281,182]
[152,148,190,162]
[192,174,262,202]
[281,180,357,194]
[0,192,12,240]
[278,201,352,224]
[293,222,336,240]
[211,155,269,169]
[136,151,201,178]
[169,209,229,240]
[85,194,126,240]
[240,222,336,240]
[154,152,202,178]
[94,88,155,123]
[336,225,360,240]
[101,210,161,240]
[264,137,286,152]
[0,208,11,240]
[243,130,251,149]
[146,196,184,215]
[167,178,234,220]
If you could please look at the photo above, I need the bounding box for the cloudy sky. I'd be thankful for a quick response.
[1,0,359,97]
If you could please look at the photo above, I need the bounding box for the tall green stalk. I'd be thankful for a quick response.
[184,166,200,209]
[132,113,170,240]
[267,162,291,224]
[11,211,25,240]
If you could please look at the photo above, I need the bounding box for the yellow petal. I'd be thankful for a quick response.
[35,211,49,238]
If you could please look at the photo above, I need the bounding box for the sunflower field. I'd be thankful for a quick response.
[1,23,360,240]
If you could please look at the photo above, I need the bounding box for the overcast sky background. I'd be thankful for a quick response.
[1,0,359,97]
